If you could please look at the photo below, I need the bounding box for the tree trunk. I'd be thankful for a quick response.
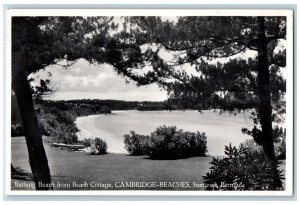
[12,52,52,190]
[256,17,276,161]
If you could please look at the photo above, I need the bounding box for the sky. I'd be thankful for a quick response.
[30,59,169,101]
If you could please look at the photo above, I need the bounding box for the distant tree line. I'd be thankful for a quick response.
[55,99,184,111]
[45,97,231,112]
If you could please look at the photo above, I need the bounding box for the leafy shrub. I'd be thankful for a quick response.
[242,139,263,154]
[48,121,78,144]
[81,137,107,155]
[124,126,207,159]
[81,138,92,147]
[90,137,107,155]
[203,143,284,190]
[146,126,207,159]
[242,124,286,160]
[273,126,286,160]
[124,131,149,155]
[34,100,112,145]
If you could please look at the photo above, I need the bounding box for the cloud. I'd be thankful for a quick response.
[30,59,168,101]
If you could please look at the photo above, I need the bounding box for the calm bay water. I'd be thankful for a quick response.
[75,110,253,156]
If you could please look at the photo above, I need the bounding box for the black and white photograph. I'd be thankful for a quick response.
[6,9,293,195]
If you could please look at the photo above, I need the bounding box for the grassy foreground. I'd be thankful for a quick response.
[11,137,212,190]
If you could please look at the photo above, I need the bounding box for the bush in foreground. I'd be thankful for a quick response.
[242,125,286,160]
[273,126,286,160]
[124,131,149,155]
[203,143,284,190]
[81,138,92,147]
[81,137,107,155]
[147,126,207,159]
[124,125,207,159]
